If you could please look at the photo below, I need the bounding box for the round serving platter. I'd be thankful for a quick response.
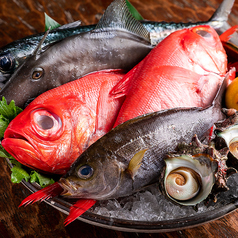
[7,156,238,233]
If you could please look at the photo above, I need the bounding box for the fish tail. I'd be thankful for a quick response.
[209,0,234,24]
[64,199,96,226]
[220,25,238,42]
[209,0,238,45]
[19,182,63,207]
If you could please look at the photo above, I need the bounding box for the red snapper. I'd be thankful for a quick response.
[2,70,125,174]
[112,25,230,127]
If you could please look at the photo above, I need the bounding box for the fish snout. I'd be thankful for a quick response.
[59,178,81,196]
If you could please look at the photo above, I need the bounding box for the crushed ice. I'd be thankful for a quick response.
[91,173,238,221]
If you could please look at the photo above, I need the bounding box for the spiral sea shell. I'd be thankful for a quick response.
[162,154,217,206]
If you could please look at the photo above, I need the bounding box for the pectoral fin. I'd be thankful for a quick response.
[126,149,147,180]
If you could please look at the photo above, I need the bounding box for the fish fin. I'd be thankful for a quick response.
[64,199,96,226]
[19,182,63,207]
[57,20,82,30]
[95,0,150,42]
[94,81,110,137]
[212,68,235,110]
[209,0,234,23]
[110,66,137,98]
[209,0,238,46]
[126,149,147,180]
[219,25,238,42]
[32,27,51,59]
[93,70,125,140]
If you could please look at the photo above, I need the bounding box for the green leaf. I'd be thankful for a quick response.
[30,171,55,188]
[0,115,9,139]
[0,97,22,139]
[0,145,12,158]
[0,97,22,121]
[9,157,22,167]
[44,13,61,31]
[126,0,144,20]
[11,166,30,183]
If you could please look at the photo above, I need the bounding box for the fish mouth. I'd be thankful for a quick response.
[2,129,41,166]
[59,178,82,197]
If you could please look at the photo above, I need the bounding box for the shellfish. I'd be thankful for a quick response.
[214,108,238,159]
[160,135,230,205]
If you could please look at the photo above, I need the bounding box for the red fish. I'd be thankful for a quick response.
[112,25,229,127]
[2,69,125,174]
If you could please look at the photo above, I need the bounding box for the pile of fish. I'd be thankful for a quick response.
[1,0,238,225]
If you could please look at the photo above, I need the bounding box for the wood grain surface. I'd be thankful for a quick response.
[1,0,238,237]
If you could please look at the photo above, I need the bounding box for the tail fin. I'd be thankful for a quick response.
[209,0,238,45]
[220,25,238,42]
[19,182,63,207]
[64,199,96,226]
[209,0,234,24]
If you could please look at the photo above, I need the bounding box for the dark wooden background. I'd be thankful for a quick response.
[1,0,238,237]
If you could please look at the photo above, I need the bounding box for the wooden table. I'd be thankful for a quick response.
[1,0,238,237]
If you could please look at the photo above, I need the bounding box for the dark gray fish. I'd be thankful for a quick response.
[58,72,228,200]
[0,0,153,108]
[0,0,235,82]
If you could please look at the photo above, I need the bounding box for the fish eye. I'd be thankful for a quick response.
[32,109,62,139]
[195,30,212,39]
[36,115,54,130]
[78,165,94,179]
[32,67,44,80]
[0,54,15,72]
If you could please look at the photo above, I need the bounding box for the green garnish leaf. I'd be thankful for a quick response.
[0,145,13,158]
[0,97,22,139]
[30,171,55,188]
[44,13,61,31]
[0,115,10,139]
[0,97,22,121]
[11,166,30,183]
[126,0,144,20]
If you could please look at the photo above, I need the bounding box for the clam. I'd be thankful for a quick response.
[160,135,229,206]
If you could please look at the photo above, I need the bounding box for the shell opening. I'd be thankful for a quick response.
[165,167,201,201]
[229,139,238,159]
[217,125,238,159]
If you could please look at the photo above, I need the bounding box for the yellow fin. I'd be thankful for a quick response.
[127,149,147,180]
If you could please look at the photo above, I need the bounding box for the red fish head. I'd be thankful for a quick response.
[181,25,227,75]
[2,97,95,174]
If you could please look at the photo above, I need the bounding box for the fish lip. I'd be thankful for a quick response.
[58,178,81,196]
[3,128,41,157]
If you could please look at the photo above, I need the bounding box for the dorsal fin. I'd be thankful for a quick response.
[95,0,150,41]
[57,20,82,30]
[32,27,51,59]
